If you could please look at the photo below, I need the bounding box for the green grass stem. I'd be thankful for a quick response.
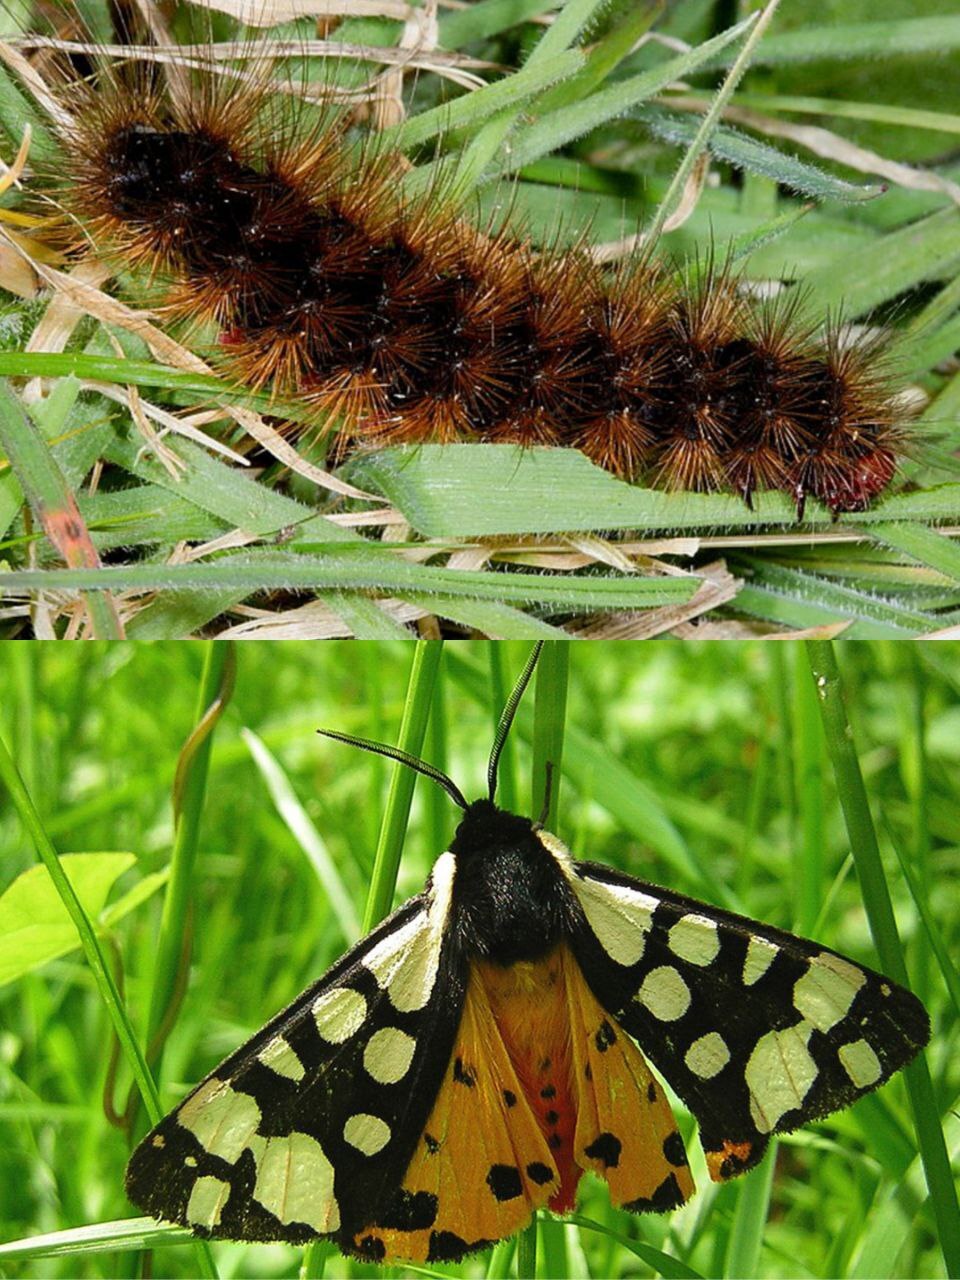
[531,642,569,826]
[723,1138,777,1278]
[360,641,445,933]
[806,641,960,1279]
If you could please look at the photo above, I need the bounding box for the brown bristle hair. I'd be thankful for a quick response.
[23,15,910,517]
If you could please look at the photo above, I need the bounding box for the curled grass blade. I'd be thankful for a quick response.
[565,1213,703,1279]
[145,645,235,1061]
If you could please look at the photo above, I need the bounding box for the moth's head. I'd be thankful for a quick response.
[449,797,537,864]
[317,643,547,833]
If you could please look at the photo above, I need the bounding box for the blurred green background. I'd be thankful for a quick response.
[0,641,957,1278]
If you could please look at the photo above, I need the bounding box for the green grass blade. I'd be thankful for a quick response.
[386,50,584,151]
[447,0,607,197]
[792,645,825,938]
[357,446,960,536]
[647,0,778,243]
[800,207,960,316]
[710,15,960,65]
[360,640,445,932]
[884,819,960,1020]
[0,1218,192,1260]
[438,0,560,50]
[637,108,877,202]
[0,553,700,611]
[729,92,960,135]
[518,1215,538,1279]
[242,727,361,942]
[869,524,960,583]
[484,1235,516,1279]
[723,1141,777,1278]
[806,641,960,1279]
[489,17,755,182]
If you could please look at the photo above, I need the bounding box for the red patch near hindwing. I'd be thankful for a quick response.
[477,951,580,1212]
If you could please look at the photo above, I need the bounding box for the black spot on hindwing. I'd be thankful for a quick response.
[486,1164,523,1201]
[584,1132,622,1169]
[663,1131,688,1167]
[454,1056,476,1087]
[374,1188,439,1231]
[595,1019,616,1051]
[427,1229,492,1262]
[624,1172,685,1213]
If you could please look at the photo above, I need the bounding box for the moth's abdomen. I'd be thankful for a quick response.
[55,80,906,515]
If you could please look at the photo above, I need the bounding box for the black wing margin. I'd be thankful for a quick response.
[564,861,929,1180]
[127,865,467,1246]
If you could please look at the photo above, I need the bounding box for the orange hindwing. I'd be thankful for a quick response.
[353,944,693,1262]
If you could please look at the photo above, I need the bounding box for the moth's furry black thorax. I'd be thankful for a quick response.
[447,799,572,965]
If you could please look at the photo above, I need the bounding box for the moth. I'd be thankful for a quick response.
[126,646,930,1264]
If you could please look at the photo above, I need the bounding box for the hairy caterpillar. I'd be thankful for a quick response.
[2,0,911,518]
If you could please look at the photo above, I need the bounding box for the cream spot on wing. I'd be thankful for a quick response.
[343,1113,391,1156]
[668,914,720,966]
[838,1038,882,1088]
[635,965,691,1021]
[363,910,440,1013]
[250,1131,339,1232]
[312,987,367,1043]
[685,1031,731,1079]
[186,1175,231,1227]
[178,1078,261,1164]
[571,876,658,966]
[793,952,865,1032]
[184,1155,198,1168]
[258,1035,306,1082]
[743,935,778,986]
[363,1027,416,1085]
[745,1022,817,1133]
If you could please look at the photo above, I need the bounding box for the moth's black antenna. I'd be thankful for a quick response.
[487,642,545,804]
[318,730,469,811]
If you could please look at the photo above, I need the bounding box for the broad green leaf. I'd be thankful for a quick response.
[0,853,134,986]
[355,446,960,537]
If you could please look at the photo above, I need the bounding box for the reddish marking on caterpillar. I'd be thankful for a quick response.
[24,15,910,517]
